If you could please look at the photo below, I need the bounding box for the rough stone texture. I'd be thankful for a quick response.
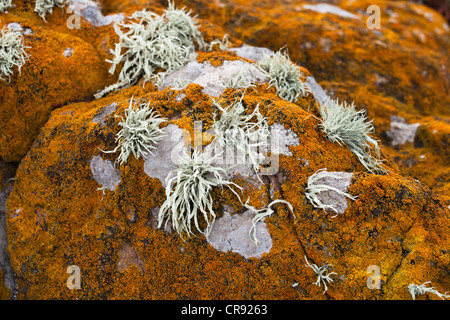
[175,0,450,202]
[300,3,360,19]
[69,0,124,26]
[90,155,121,191]
[207,210,272,259]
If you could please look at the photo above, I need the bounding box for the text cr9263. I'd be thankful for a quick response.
[225,304,268,315]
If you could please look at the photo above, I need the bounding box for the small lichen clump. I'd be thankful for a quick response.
[0,0,13,12]
[95,1,227,99]
[102,98,167,166]
[34,0,67,21]
[317,98,386,174]
[257,49,309,102]
[0,25,30,82]
[304,255,337,294]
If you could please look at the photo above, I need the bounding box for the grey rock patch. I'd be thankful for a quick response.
[228,44,274,62]
[69,0,123,27]
[207,210,272,259]
[143,124,187,188]
[90,155,121,191]
[300,3,360,19]
[386,116,420,146]
[314,171,354,214]
[63,47,74,58]
[306,76,331,105]
[92,102,117,125]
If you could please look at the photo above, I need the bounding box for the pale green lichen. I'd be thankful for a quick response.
[408,282,450,300]
[95,1,228,99]
[158,149,242,239]
[0,25,30,82]
[101,98,167,166]
[34,0,67,21]
[0,0,13,12]
[304,255,337,294]
[257,49,309,102]
[211,95,270,174]
[316,98,386,174]
[305,168,357,217]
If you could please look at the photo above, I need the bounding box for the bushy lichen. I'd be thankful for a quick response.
[158,150,242,239]
[102,98,167,166]
[0,25,30,82]
[408,282,449,300]
[0,0,13,12]
[210,95,269,174]
[34,0,67,21]
[95,1,228,99]
[257,49,309,102]
[317,98,386,174]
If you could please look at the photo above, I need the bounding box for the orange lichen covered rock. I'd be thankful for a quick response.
[0,3,121,162]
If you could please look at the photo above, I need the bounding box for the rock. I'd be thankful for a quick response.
[386,116,420,146]
[0,12,117,162]
[0,161,16,299]
[176,0,450,201]
[207,210,272,259]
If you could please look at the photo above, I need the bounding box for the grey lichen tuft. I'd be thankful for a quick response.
[211,95,270,174]
[95,1,228,99]
[305,168,357,217]
[0,0,13,12]
[257,49,309,102]
[304,255,337,294]
[102,97,167,166]
[408,282,449,300]
[0,25,30,82]
[158,150,242,239]
[317,98,387,174]
[34,0,67,21]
